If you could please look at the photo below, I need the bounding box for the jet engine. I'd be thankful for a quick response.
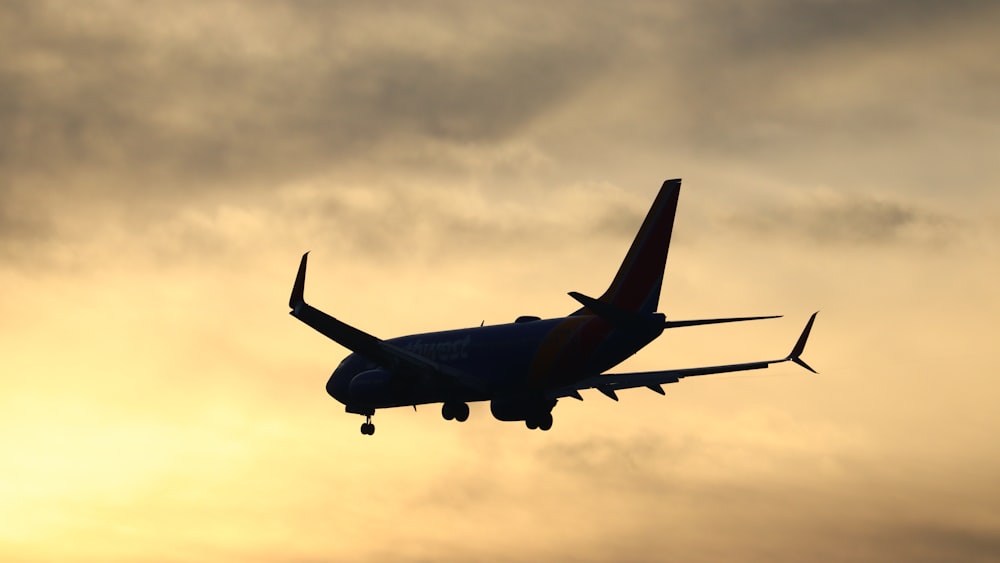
[490,396,557,430]
[490,397,555,420]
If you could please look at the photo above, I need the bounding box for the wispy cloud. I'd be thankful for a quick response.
[725,190,962,246]
[3,1,1000,561]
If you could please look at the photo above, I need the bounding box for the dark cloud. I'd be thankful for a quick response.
[3,0,997,221]
[0,0,628,267]
[725,192,961,246]
[0,1,613,200]
[1,0,994,350]
[578,0,1000,192]
[876,522,1000,563]
[689,0,995,56]
[331,45,600,144]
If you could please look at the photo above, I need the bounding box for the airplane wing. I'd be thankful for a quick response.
[550,312,818,401]
[288,253,486,391]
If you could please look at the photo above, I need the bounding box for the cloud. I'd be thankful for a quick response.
[724,190,962,246]
[0,189,51,242]
[4,3,1000,562]
[0,1,616,199]
[1,167,650,272]
[3,0,997,264]
[520,422,1000,563]
[875,522,1000,563]
[5,0,998,194]
[541,0,1000,195]
[687,0,995,55]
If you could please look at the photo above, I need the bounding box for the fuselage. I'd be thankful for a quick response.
[291,179,817,436]
[326,313,664,411]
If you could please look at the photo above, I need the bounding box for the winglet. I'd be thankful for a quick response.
[289,252,309,310]
[786,311,818,373]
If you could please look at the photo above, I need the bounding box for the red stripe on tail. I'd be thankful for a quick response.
[598,179,681,313]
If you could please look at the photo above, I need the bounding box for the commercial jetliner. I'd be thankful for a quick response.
[289,179,817,435]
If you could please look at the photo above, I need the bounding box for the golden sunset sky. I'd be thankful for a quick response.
[2,1,999,561]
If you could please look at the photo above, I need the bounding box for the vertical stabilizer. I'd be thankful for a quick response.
[595,179,681,314]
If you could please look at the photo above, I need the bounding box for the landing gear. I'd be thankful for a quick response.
[525,412,553,431]
[441,401,470,422]
[538,413,552,431]
[360,414,375,436]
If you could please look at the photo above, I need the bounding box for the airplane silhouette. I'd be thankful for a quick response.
[289,179,817,435]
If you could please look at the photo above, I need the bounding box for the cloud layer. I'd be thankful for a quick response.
[2,1,999,561]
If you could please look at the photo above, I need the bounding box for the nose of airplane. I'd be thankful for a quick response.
[326,370,350,404]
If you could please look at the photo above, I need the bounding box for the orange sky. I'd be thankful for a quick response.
[2,1,999,561]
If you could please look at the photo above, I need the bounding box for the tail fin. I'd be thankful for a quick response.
[593,179,681,314]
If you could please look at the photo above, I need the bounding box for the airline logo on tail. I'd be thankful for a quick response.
[598,179,680,314]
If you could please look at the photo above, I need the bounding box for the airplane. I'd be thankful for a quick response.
[289,178,817,435]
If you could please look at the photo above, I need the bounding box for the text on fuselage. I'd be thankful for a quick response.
[403,335,472,362]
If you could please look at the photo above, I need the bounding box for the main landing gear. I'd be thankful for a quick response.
[525,412,553,431]
[360,414,375,436]
[441,401,470,422]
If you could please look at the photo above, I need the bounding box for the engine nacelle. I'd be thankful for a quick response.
[490,396,556,422]
[348,369,396,406]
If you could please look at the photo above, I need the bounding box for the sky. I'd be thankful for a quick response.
[2,0,999,561]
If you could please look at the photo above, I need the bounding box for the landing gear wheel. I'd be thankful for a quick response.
[538,413,553,431]
[525,412,552,431]
[360,415,375,436]
[443,402,470,422]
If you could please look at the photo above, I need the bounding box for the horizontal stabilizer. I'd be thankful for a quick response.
[548,313,819,401]
[663,314,781,328]
[568,291,659,331]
